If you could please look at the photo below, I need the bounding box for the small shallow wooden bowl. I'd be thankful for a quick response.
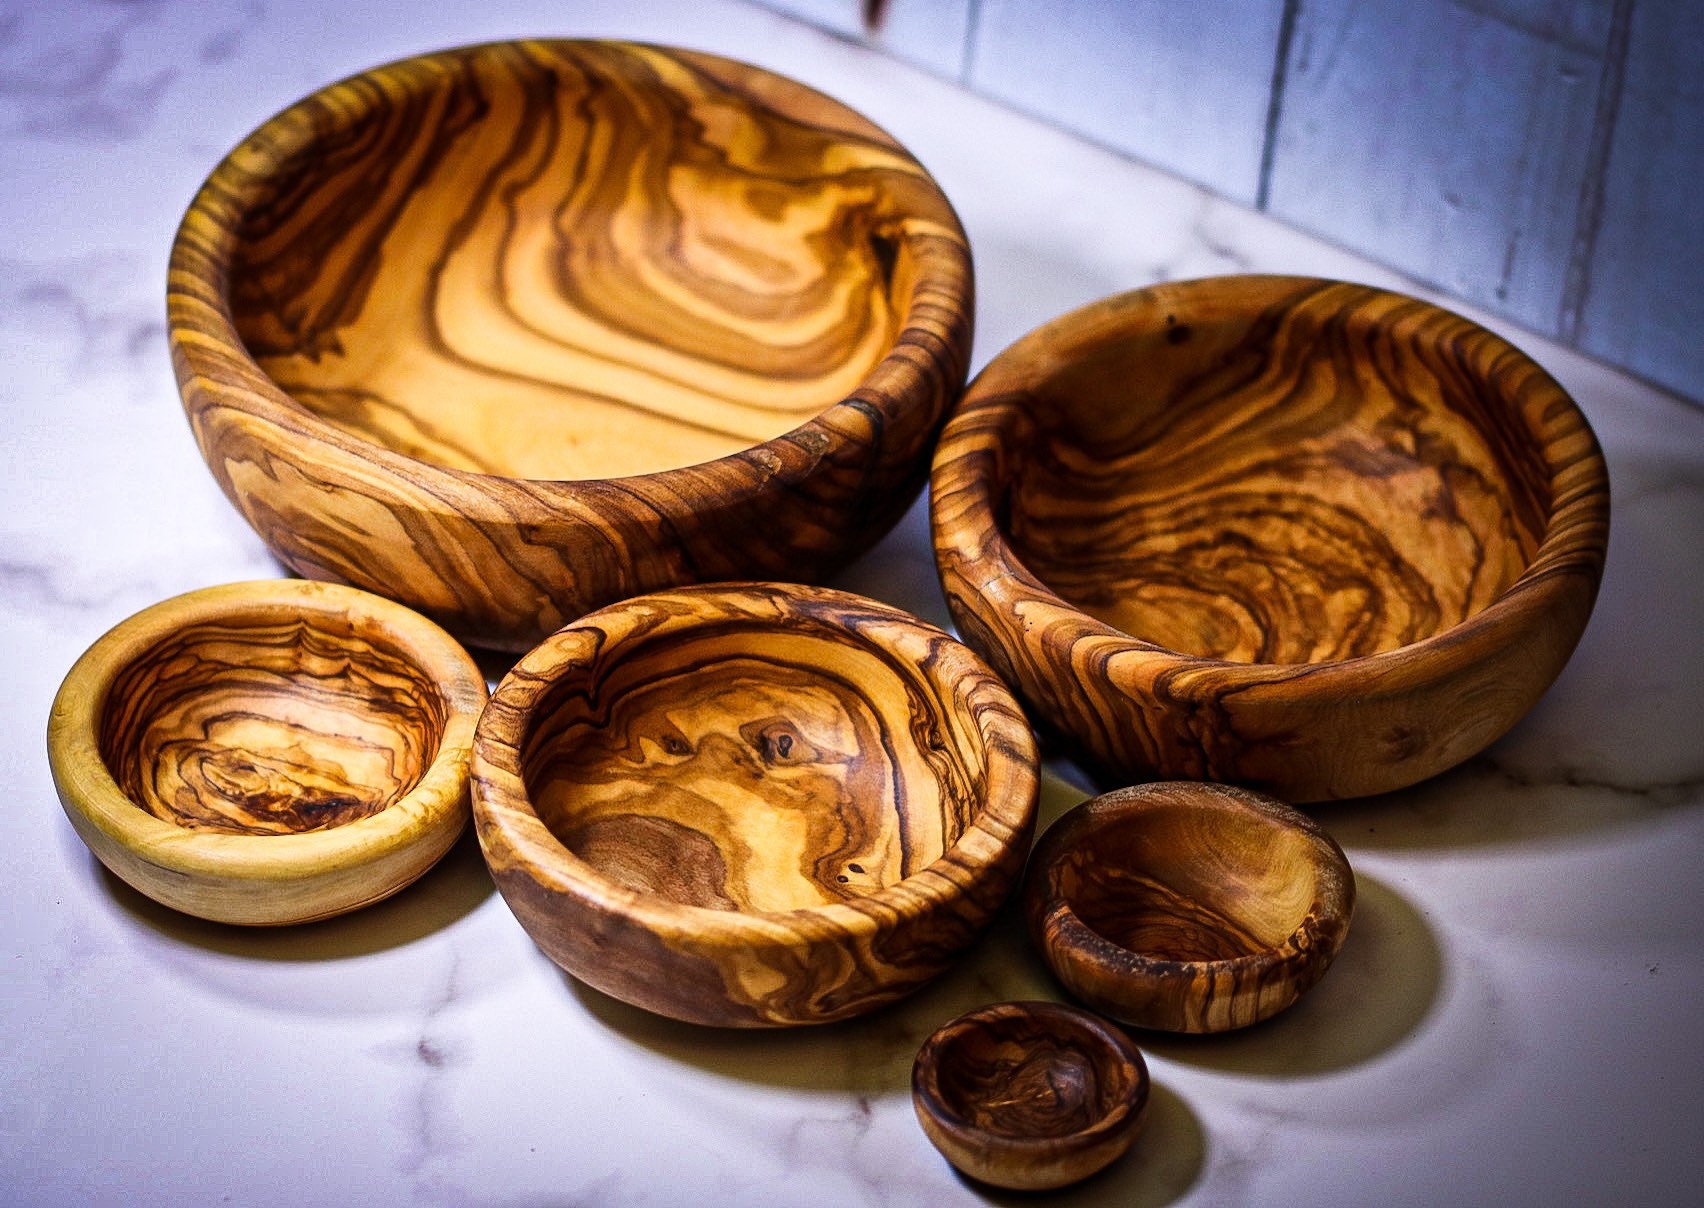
[169,39,973,651]
[472,583,1038,1027]
[1026,782,1354,1033]
[912,1000,1150,1191]
[47,580,487,925]
[932,276,1610,801]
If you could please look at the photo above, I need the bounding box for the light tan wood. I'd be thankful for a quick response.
[932,275,1610,801]
[911,1000,1150,1191]
[471,583,1038,1026]
[1025,783,1355,1033]
[169,39,973,650]
[47,580,487,925]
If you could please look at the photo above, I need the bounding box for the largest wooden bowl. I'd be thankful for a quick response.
[169,39,972,650]
[932,277,1610,801]
[471,583,1038,1026]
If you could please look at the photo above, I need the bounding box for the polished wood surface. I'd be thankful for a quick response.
[932,275,1610,800]
[1026,782,1355,1033]
[170,39,973,650]
[472,583,1038,1026]
[911,1000,1149,1191]
[48,580,487,925]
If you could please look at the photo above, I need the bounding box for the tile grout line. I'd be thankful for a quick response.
[1558,0,1636,344]
[958,0,984,86]
[1255,0,1303,211]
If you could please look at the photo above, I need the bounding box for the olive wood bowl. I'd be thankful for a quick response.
[1025,782,1355,1033]
[47,580,487,925]
[169,38,973,651]
[911,1000,1150,1191]
[931,276,1610,801]
[471,583,1038,1026]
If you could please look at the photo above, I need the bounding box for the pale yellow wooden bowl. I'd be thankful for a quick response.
[472,583,1038,1026]
[169,39,973,651]
[47,580,487,925]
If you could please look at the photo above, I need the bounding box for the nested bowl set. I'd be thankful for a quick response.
[47,36,1609,1194]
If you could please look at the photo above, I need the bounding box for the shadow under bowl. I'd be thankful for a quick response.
[931,275,1610,801]
[1025,782,1355,1033]
[169,38,974,651]
[47,579,487,925]
[912,1000,1150,1191]
[471,582,1038,1027]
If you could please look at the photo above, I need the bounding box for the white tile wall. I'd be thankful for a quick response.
[753,0,1702,407]
[965,0,1285,207]
[1265,0,1608,340]
[1577,1,1703,406]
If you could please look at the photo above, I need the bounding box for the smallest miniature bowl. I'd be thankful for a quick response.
[48,580,487,925]
[472,583,1038,1027]
[912,1000,1150,1191]
[1026,783,1355,1033]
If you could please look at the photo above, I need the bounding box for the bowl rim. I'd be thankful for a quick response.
[911,999,1151,1156]
[167,36,974,524]
[930,273,1611,699]
[47,578,487,890]
[1026,781,1356,981]
[470,581,1040,950]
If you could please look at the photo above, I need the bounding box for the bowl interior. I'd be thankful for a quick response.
[225,42,915,481]
[1000,288,1552,663]
[932,1010,1134,1140]
[1056,800,1320,962]
[520,619,991,913]
[98,612,448,835]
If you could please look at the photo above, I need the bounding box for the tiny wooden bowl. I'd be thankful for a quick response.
[931,276,1610,801]
[912,1000,1150,1191]
[47,580,487,925]
[472,583,1038,1027]
[170,39,973,651]
[1026,782,1355,1033]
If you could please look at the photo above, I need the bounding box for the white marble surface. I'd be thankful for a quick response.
[4,2,1701,1204]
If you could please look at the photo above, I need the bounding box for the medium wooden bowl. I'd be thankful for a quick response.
[168,39,972,651]
[47,580,487,925]
[1025,783,1355,1033]
[471,583,1038,1027]
[911,1000,1150,1191]
[931,276,1610,801]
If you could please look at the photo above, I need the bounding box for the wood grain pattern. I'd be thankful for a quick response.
[471,583,1038,1027]
[47,580,487,925]
[911,1000,1149,1191]
[1025,783,1354,1033]
[100,616,443,836]
[932,275,1610,801]
[169,39,972,650]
